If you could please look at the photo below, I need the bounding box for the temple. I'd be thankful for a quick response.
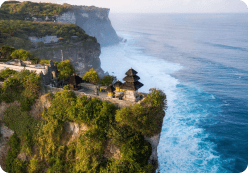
[105,67,144,102]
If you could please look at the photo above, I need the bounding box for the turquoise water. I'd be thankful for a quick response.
[99,13,248,173]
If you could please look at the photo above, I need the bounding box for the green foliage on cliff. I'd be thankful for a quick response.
[100,75,117,86]
[0,1,73,20]
[1,76,166,172]
[0,45,15,60]
[0,68,17,81]
[116,88,166,137]
[5,132,24,173]
[0,19,97,49]
[57,59,75,81]
[82,68,100,84]
[0,68,42,111]
[10,49,32,60]
[3,106,39,138]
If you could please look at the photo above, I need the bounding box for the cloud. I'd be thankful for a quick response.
[240,0,248,7]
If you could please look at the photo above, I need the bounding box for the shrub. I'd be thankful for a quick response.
[100,75,116,86]
[142,88,167,109]
[3,106,39,138]
[107,124,135,147]
[115,88,166,137]
[63,84,70,90]
[13,158,27,173]
[0,68,17,81]
[82,68,100,84]
[10,49,32,60]
[120,133,151,166]
[0,45,15,60]
[19,97,35,111]
[57,59,75,81]
[31,56,39,64]
[28,156,44,173]
[5,132,21,173]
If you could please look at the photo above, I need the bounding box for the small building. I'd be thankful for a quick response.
[120,67,143,102]
[64,73,83,90]
[113,80,122,91]
[106,85,115,98]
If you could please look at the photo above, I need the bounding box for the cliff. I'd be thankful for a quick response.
[30,38,105,78]
[0,81,166,172]
[55,6,121,46]
[0,1,121,46]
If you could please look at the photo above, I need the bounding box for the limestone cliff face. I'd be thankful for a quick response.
[30,39,105,78]
[55,7,120,46]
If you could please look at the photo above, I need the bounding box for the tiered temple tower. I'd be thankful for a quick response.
[120,67,143,101]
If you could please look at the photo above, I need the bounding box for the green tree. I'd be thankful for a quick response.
[100,75,116,86]
[0,68,17,81]
[82,68,100,84]
[37,41,45,48]
[10,49,32,60]
[57,59,75,81]
[0,45,15,60]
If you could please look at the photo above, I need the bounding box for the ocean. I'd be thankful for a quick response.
[99,13,248,173]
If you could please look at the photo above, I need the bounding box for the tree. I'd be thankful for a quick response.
[37,41,45,48]
[82,68,100,84]
[0,46,15,60]
[57,59,75,81]
[100,75,116,86]
[10,49,32,60]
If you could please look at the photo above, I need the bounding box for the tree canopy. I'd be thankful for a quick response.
[57,59,75,81]
[82,68,100,84]
[10,49,32,60]
[0,45,15,60]
[100,75,116,86]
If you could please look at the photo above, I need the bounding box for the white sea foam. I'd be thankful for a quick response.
[99,32,229,173]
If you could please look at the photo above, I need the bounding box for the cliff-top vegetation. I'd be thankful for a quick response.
[0,67,166,172]
[0,19,97,50]
[0,1,73,20]
[0,1,108,21]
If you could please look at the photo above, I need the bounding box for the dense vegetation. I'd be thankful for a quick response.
[100,75,117,86]
[0,19,97,50]
[82,68,100,84]
[0,69,42,111]
[0,70,166,172]
[0,1,73,20]
[0,1,107,21]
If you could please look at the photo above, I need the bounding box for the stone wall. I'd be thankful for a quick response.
[45,85,135,108]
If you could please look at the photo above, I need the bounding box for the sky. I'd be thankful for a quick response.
[0,0,248,13]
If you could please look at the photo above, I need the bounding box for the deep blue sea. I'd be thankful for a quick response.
[99,13,248,173]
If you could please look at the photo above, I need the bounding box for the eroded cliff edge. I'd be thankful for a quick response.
[0,86,167,173]
[55,6,121,46]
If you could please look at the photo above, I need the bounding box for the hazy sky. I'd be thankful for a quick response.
[0,0,248,13]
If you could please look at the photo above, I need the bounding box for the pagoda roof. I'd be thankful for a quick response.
[113,80,123,87]
[120,81,143,91]
[123,75,140,83]
[125,68,138,76]
[106,85,115,92]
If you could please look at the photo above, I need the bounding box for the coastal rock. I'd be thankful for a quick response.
[144,133,161,163]
[17,152,29,162]
[55,7,120,46]
[64,122,88,144]
[30,40,105,78]
[103,140,122,160]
